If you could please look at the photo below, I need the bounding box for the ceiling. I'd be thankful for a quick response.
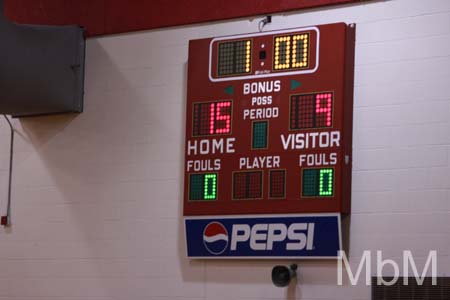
[4,0,364,37]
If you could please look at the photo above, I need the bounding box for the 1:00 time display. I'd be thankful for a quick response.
[216,33,310,77]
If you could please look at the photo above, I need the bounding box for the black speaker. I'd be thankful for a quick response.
[271,264,298,287]
[0,0,85,117]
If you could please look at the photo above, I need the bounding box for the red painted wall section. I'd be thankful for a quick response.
[4,1,107,36]
[5,0,364,37]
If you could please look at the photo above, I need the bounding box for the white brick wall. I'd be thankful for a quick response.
[0,0,449,299]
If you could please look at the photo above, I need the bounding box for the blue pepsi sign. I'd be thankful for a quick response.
[185,214,342,259]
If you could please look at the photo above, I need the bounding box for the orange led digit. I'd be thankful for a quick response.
[217,39,252,76]
[292,34,309,68]
[274,33,309,71]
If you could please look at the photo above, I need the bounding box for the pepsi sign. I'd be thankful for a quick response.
[185,214,341,258]
[203,222,229,255]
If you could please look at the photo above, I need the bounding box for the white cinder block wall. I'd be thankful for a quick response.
[0,0,449,299]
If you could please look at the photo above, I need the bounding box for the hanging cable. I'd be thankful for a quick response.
[258,15,272,32]
[2,115,14,227]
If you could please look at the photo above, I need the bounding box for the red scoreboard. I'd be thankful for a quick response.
[184,23,355,218]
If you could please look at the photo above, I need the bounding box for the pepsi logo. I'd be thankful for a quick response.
[203,222,229,255]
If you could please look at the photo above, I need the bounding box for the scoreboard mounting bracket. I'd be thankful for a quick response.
[183,23,355,259]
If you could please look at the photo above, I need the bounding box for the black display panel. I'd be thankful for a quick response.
[217,39,252,76]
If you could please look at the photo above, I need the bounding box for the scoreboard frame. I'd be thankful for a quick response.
[184,23,355,217]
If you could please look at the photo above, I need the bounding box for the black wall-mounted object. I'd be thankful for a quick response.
[0,0,85,117]
[271,264,298,287]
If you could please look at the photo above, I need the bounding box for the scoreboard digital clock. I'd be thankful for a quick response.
[184,23,355,259]
[208,27,319,82]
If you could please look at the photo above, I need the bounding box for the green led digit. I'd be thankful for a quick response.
[203,174,217,200]
[253,121,268,149]
[319,169,333,196]
[189,174,204,200]
[302,169,318,197]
